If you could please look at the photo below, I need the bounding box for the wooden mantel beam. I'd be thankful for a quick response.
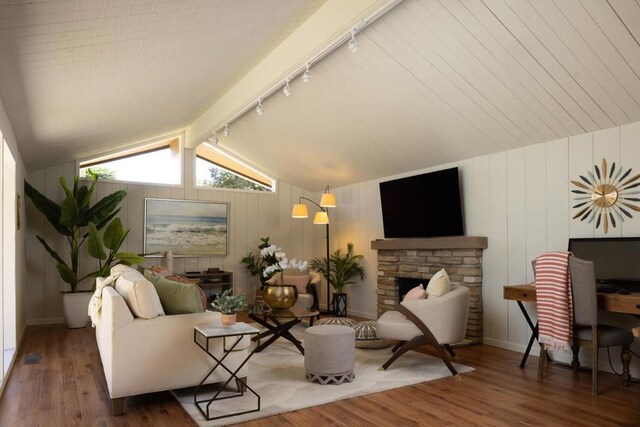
[371,236,488,250]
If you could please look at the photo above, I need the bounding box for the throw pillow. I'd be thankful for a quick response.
[426,268,451,297]
[165,274,208,310]
[113,266,165,319]
[143,270,205,315]
[149,265,172,277]
[403,283,426,301]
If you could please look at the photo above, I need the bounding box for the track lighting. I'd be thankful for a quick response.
[302,63,311,83]
[256,99,264,115]
[208,133,218,144]
[348,30,359,52]
[283,79,291,97]
[223,124,230,137]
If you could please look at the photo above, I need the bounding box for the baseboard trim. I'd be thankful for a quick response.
[26,317,65,326]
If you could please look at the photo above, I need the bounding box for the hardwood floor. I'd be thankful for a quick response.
[0,324,638,426]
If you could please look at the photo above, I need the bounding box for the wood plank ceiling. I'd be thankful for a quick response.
[1,0,640,191]
[0,0,326,170]
[219,0,640,190]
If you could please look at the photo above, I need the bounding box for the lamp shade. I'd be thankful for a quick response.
[291,203,309,218]
[313,211,329,224]
[319,192,337,208]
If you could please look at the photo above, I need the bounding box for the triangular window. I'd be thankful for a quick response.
[195,143,275,192]
[79,135,182,185]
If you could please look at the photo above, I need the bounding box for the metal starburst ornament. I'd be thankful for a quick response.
[571,158,640,233]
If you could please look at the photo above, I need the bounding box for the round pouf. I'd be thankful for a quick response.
[304,325,355,385]
[314,317,357,327]
[354,321,392,349]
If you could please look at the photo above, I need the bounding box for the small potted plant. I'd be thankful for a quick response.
[211,289,246,326]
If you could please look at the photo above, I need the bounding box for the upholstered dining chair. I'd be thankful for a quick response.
[537,256,633,395]
[375,285,469,375]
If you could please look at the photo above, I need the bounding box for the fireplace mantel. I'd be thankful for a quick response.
[371,236,487,250]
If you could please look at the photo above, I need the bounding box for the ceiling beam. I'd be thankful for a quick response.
[186,0,400,148]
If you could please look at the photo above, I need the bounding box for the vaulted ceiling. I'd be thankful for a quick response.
[2,0,640,191]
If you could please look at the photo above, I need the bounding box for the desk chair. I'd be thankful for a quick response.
[537,257,633,395]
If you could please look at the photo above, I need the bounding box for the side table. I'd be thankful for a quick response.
[193,322,260,421]
[248,305,319,355]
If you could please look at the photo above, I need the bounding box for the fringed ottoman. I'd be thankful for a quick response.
[304,325,355,385]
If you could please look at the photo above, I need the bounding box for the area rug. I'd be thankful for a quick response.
[173,325,473,426]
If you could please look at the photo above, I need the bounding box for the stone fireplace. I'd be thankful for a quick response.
[371,237,488,344]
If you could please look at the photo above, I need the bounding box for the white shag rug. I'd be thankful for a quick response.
[173,324,473,426]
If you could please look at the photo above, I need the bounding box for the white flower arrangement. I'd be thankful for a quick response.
[260,245,308,283]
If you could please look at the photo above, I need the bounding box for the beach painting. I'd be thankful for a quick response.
[144,198,228,256]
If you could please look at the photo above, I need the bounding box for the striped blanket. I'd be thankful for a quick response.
[534,252,573,352]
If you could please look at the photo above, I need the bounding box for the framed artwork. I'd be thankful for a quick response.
[144,198,228,256]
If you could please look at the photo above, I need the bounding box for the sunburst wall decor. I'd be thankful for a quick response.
[571,158,640,233]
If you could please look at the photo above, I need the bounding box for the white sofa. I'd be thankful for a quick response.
[95,282,250,415]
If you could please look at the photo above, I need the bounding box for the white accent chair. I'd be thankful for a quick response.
[376,285,470,374]
[94,282,250,415]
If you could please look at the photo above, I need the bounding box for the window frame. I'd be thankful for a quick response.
[76,132,184,187]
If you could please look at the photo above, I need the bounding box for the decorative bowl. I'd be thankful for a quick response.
[263,284,299,310]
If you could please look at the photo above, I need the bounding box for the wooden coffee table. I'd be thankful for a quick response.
[248,306,320,355]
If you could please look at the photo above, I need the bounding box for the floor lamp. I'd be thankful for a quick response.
[291,187,336,314]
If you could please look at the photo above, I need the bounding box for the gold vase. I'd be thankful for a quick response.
[263,284,299,310]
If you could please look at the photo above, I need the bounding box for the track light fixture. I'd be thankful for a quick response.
[283,79,291,97]
[223,123,230,137]
[348,30,359,52]
[302,63,311,83]
[256,99,264,115]
[208,133,218,144]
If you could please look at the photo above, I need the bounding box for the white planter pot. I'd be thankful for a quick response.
[62,292,92,328]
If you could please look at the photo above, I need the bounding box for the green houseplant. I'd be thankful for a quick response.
[24,173,144,327]
[211,289,246,326]
[309,242,365,317]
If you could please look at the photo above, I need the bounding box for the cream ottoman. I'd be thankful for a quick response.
[304,325,355,385]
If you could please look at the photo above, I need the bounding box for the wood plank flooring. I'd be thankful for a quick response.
[0,324,638,426]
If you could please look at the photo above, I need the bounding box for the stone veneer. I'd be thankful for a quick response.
[371,237,488,344]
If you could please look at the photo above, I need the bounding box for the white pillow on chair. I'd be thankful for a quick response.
[426,268,451,297]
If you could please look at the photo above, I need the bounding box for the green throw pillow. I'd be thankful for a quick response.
[143,270,205,315]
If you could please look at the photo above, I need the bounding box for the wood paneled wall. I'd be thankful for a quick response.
[25,148,317,324]
[330,121,640,375]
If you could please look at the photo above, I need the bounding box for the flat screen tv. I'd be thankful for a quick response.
[568,237,640,291]
[379,167,464,238]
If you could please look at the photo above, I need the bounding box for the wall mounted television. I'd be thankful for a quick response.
[379,167,464,238]
[568,237,640,291]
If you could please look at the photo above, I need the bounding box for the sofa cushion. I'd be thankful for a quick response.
[426,268,451,297]
[113,265,164,319]
[143,270,205,315]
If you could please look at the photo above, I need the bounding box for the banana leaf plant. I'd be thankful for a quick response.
[24,173,143,292]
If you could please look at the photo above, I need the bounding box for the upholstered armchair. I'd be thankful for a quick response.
[376,285,470,375]
[265,270,321,312]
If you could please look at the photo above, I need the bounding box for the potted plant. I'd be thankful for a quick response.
[211,289,246,326]
[260,245,307,310]
[24,173,144,328]
[309,243,365,317]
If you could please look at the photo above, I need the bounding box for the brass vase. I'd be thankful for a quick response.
[263,284,299,310]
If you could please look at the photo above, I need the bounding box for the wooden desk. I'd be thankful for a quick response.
[503,284,640,367]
